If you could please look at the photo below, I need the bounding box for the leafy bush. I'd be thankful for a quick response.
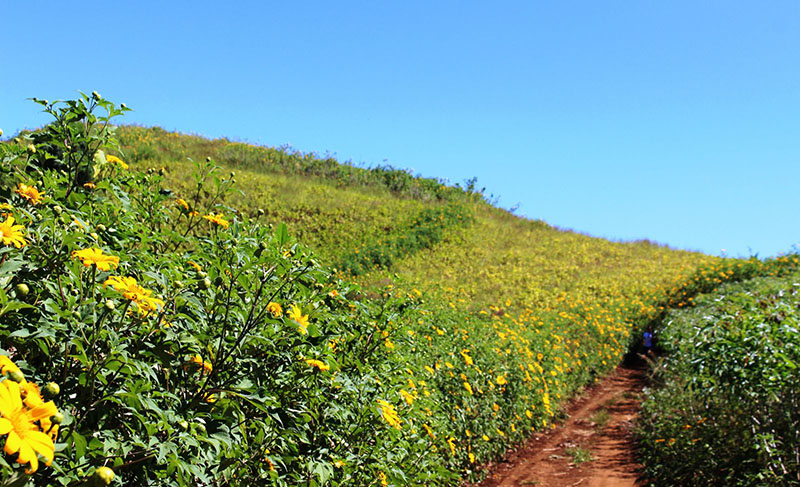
[637,260,800,486]
[0,94,441,486]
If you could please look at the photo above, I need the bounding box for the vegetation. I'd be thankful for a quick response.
[637,262,800,486]
[1,94,795,486]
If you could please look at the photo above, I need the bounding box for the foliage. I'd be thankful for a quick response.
[3,93,794,486]
[0,95,447,486]
[637,260,800,486]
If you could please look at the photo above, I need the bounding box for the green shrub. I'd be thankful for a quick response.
[637,265,800,486]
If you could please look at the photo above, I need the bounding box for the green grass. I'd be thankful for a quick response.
[565,446,594,465]
[590,408,611,429]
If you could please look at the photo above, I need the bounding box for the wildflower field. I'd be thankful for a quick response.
[0,95,796,486]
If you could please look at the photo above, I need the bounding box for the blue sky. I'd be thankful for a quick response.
[2,1,799,257]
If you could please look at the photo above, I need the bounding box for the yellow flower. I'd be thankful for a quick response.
[186,261,202,273]
[103,276,165,315]
[377,399,402,429]
[71,248,120,271]
[463,382,473,395]
[399,389,414,405]
[267,302,283,318]
[82,182,96,190]
[496,375,508,385]
[176,198,189,211]
[14,184,42,205]
[287,304,309,334]
[189,354,213,375]
[328,289,339,298]
[106,155,129,169]
[460,349,474,366]
[0,380,57,473]
[203,212,230,229]
[378,471,388,487]
[305,359,329,371]
[0,216,27,248]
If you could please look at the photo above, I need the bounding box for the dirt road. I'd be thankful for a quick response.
[474,363,648,487]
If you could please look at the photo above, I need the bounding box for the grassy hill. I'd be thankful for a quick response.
[1,98,793,486]
[116,125,717,311]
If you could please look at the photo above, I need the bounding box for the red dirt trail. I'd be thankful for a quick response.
[473,363,649,487]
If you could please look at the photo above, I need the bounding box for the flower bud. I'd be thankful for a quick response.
[201,277,212,290]
[93,466,114,485]
[96,224,107,232]
[43,382,60,398]
[104,300,116,311]
[0,129,3,137]
[14,283,29,297]
[53,205,63,215]
[50,412,64,424]
[8,370,24,383]
[26,144,37,154]
[120,103,127,109]
[92,91,101,101]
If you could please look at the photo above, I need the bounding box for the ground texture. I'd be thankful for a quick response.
[474,363,648,487]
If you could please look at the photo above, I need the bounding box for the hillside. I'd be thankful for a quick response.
[1,98,792,487]
[116,125,717,311]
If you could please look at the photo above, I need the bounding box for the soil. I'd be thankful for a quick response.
[472,362,649,487]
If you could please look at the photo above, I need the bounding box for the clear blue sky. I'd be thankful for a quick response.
[3,1,799,257]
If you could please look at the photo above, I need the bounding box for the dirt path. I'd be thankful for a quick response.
[474,363,648,487]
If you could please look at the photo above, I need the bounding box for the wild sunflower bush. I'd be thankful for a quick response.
[0,94,447,486]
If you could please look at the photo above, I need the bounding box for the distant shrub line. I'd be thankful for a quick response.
[116,125,486,204]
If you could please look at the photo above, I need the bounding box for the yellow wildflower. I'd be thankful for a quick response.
[189,354,213,375]
[377,399,401,429]
[0,216,27,248]
[103,275,165,315]
[14,184,42,205]
[106,155,129,169]
[399,389,414,405]
[287,304,309,334]
[463,382,473,395]
[267,302,283,318]
[176,198,189,211]
[71,248,120,271]
[305,359,329,372]
[0,379,57,473]
[203,212,229,229]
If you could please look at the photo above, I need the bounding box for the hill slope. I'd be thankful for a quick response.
[2,97,783,487]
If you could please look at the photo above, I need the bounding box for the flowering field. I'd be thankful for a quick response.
[0,95,793,486]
